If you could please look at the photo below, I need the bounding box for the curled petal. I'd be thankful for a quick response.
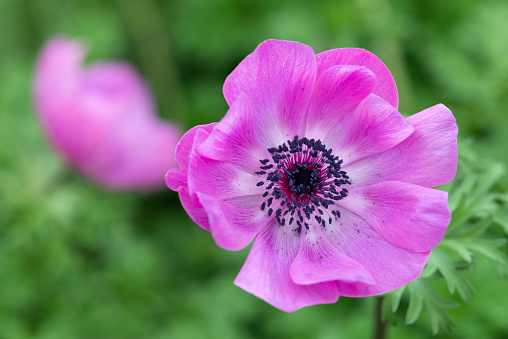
[327,94,414,164]
[178,186,210,231]
[166,124,216,231]
[165,167,187,192]
[339,181,450,253]
[346,104,458,188]
[316,48,399,108]
[197,192,263,251]
[223,39,317,138]
[189,129,266,200]
[290,227,375,286]
[331,209,430,297]
[234,226,339,312]
[305,65,377,136]
[199,94,269,170]
[166,123,217,191]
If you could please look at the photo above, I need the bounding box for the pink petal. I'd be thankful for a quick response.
[178,186,210,231]
[166,123,217,190]
[338,181,450,253]
[345,104,458,187]
[316,48,399,108]
[305,65,377,137]
[223,39,316,137]
[33,37,182,191]
[289,227,375,285]
[166,124,217,232]
[188,129,266,201]
[33,36,84,115]
[36,43,156,167]
[165,167,187,192]
[197,192,263,251]
[85,119,181,190]
[326,94,414,164]
[198,93,271,170]
[79,62,156,120]
[234,226,339,312]
[330,209,430,297]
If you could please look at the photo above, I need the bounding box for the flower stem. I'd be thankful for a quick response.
[114,0,187,124]
[374,297,389,339]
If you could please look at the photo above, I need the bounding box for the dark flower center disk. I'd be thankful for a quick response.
[255,136,351,235]
[293,169,313,189]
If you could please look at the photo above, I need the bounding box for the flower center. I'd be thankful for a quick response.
[293,168,313,190]
[255,136,351,235]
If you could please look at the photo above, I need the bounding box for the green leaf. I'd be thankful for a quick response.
[447,144,505,231]
[493,193,508,235]
[406,279,460,335]
[405,283,424,325]
[381,286,406,325]
[388,141,508,335]
[427,249,476,302]
[449,215,494,239]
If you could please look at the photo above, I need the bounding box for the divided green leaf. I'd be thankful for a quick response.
[381,141,508,335]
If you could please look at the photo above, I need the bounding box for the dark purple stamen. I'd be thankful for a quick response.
[255,136,350,235]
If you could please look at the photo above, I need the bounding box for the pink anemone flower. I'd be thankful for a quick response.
[34,37,182,191]
[166,40,458,312]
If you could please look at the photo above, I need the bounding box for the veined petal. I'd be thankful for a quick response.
[197,192,264,251]
[316,48,398,108]
[290,225,375,286]
[170,123,217,179]
[165,167,186,191]
[178,186,210,231]
[166,123,216,191]
[188,130,266,201]
[223,39,317,138]
[326,94,414,164]
[166,123,217,231]
[345,104,458,187]
[234,225,339,312]
[338,181,450,253]
[330,209,430,297]
[305,65,377,137]
[198,93,270,170]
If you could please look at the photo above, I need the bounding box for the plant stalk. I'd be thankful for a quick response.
[374,297,389,339]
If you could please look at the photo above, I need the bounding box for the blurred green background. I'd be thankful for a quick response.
[1,0,508,338]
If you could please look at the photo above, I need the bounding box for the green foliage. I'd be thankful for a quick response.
[382,142,508,335]
[405,279,460,335]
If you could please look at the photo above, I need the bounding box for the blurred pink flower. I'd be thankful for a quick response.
[33,37,182,190]
[167,40,458,311]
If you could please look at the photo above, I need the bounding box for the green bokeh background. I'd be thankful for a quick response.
[1,0,507,338]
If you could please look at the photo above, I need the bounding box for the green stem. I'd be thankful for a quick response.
[114,0,187,124]
[374,297,389,339]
